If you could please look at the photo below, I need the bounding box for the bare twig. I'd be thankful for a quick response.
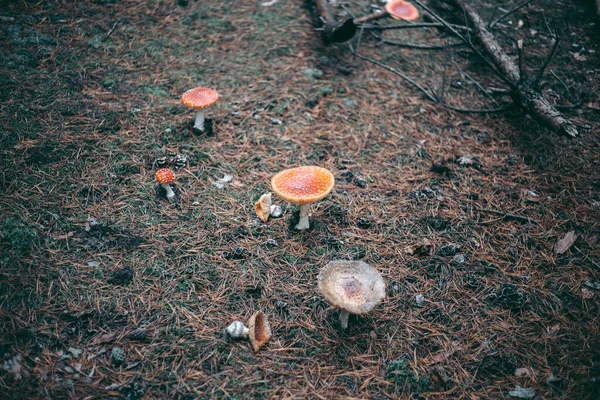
[349,46,437,102]
[381,40,465,50]
[411,0,515,87]
[452,0,579,137]
[573,246,600,271]
[102,22,118,42]
[534,37,560,88]
[478,208,537,224]
[489,0,534,28]
[351,46,513,114]
[450,54,501,105]
[362,22,472,32]
[517,39,526,83]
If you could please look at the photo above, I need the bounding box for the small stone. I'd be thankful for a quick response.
[269,204,283,218]
[262,239,279,249]
[437,244,461,257]
[68,348,83,359]
[509,386,535,399]
[212,181,225,190]
[302,68,323,79]
[87,260,100,268]
[415,294,425,307]
[452,254,466,264]
[270,117,283,125]
[343,98,358,108]
[111,347,126,366]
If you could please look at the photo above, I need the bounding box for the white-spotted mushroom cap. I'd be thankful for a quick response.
[248,311,271,351]
[271,166,335,205]
[318,260,386,315]
[181,87,219,109]
[155,168,175,184]
[254,192,272,223]
[385,0,420,21]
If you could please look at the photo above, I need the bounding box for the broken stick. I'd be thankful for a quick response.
[452,0,578,137]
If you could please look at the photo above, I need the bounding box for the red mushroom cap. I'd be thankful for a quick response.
[181,87,219,109]
[385,0,420,21]
[271,166,335,205]
[155,168,175,184]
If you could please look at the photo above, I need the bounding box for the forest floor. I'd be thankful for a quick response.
[1,0,600,398]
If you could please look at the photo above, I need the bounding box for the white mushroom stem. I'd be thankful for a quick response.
[161,183,175,198]
[339,310,350,330]
[295,203,312,230]
[193,110,206,131]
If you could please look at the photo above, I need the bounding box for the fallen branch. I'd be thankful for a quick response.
[446,0,579,137]
[478,208,537,224]
[489,0,534,28]
[350,47,513,113]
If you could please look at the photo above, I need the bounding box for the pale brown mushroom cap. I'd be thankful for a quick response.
[271,166,335,205]
[254,192,272,223]
[181,87,219,109]
[248,311,271,351]
[318,260,386,315]
[385,0,420,21]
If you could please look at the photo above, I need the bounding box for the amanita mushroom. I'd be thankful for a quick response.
[248,311,271,351]
[385,0,420,21]
[155,168,175,198]
[254,192,272,223]
[181,87,219,132]
[271,166,335,230]
[226,321,249,339]
[318,260,386,330]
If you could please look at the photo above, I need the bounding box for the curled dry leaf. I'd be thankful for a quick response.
[404,238,432,256]
[255,193,272,223]
[554,231,577,254]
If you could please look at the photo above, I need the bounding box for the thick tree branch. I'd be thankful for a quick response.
[452,0,578,137]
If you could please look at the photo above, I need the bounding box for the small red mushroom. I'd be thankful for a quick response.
[181,87,219,132]
[155,168,175,198]
[385,0,420,21]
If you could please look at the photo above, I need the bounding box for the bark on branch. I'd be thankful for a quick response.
[453,0,578,137]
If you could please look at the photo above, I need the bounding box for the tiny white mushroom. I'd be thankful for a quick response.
[226,321,249,339]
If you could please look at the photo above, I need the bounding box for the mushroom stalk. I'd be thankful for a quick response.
[295,204,311,230]
[161,183,175,198]
[193,111,206,131]
[339,310,350,330]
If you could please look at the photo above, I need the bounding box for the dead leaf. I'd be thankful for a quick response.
[430,341,461,364]
[554,231,577,254]
[404,238,432,256]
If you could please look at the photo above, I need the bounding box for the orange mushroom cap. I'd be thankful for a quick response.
[181,87,219,109]
[385,0,420,21]
[155,168,175,184]
[271,166,335,205]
